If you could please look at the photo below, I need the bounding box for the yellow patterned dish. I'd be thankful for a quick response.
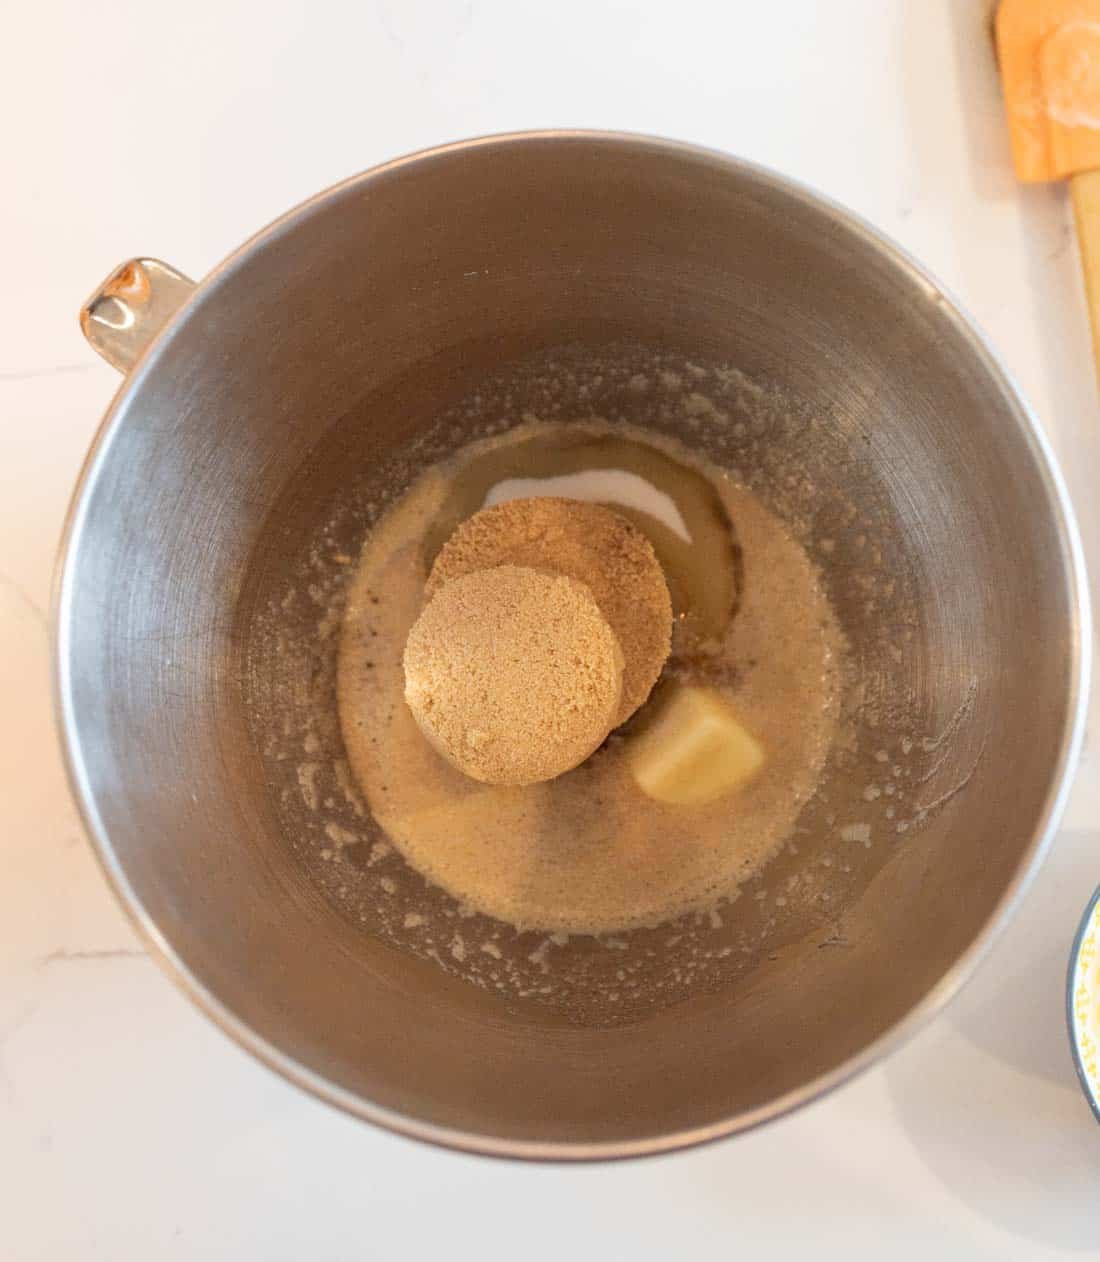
[1069,887,1100,1123]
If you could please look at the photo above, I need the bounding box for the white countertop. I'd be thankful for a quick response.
[3,1,1100,1256]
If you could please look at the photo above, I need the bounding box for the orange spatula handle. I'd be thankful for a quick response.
[1070,169,1100,380]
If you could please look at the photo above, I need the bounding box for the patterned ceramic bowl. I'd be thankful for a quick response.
[1069,886,1100,1123]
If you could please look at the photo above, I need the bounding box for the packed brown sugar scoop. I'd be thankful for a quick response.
[402,494,765,801]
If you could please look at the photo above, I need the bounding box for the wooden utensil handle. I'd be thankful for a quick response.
[1071,169,1100,381]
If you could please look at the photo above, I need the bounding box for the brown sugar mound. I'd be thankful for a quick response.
[426,498,672,725]
[403,565,624,786]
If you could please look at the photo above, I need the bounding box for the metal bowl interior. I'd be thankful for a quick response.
[55,133,1088,1159]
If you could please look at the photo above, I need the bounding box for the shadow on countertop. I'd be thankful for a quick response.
[886,828,1100,1252]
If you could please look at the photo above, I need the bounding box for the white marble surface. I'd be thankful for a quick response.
[3,0,1100,1256]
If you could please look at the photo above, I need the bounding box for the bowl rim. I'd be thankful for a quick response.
[51,128,1094,1161]
[1067,885,1100,1125]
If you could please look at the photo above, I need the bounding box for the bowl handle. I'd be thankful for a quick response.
[79,258,195,373]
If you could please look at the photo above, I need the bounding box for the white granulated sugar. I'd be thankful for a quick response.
[324,821,358,847]
[297,762,321,812]
[484,468,691,542]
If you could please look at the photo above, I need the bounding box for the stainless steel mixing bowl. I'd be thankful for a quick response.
[56,132,1090,1159]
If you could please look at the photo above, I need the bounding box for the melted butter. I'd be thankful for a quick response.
[338,420,843,935]
[421,429,742,647]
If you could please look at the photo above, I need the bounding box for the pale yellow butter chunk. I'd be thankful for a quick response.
[627,685,765,806]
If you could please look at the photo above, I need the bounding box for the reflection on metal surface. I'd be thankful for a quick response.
[79,258,194,373]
